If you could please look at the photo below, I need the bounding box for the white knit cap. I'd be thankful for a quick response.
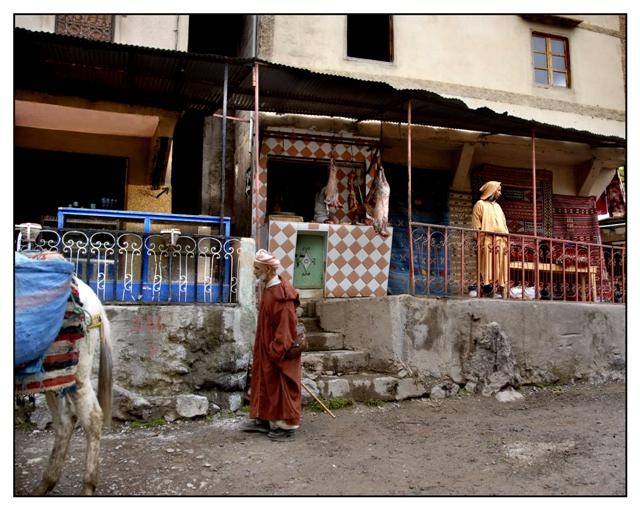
[254,249,281,268]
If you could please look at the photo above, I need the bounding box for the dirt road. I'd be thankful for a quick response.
[13,381,626,497]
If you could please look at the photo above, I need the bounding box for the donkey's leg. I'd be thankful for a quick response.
[32,392,77,495]
[70,378,104,496]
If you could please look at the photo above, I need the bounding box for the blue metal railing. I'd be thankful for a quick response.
[15,211,239,304]
[56,207,231,237]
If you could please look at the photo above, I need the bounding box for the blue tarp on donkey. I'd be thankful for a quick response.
[15,252,74,373]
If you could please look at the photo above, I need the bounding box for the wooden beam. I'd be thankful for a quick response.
[451,142,475,191]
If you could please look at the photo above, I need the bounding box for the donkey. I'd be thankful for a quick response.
[30,276,113,496]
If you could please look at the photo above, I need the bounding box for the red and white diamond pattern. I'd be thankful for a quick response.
[268,221,393,298]
[255,134,374,234]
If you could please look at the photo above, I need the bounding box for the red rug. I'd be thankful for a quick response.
[552,194,601,243]
[472,164,553,237]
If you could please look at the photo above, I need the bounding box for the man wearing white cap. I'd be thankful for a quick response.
[241,249,302,441]
[472,181,509,298]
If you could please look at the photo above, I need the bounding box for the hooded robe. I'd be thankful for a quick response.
[249,277,302,425]
[472,181,509,288]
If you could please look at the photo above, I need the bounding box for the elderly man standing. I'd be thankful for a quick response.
[241,249,302,441]
[472,181,510,298]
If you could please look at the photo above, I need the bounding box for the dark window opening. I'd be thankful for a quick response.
[171,112,204,215]
[14,148,127,226]
[385,163,450,223]
[188,14,246,56]
[266,158,331,222]
[347,15,393,62]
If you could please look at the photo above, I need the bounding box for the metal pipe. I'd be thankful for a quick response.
[174,15,180,50]
[218,63,229,303]
[252,15,258,57]
[213,113,250,123]
[532,128,537,233]
[532,128,538,295]
[253,62,261,249]
[220,63,228,233]
[407,99,415,295]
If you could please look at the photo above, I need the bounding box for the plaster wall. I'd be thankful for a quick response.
[14,14,190,51]
[264,15,625,137]
[14,15,56,32]
[317,296,625,385]
[115,15,189,51]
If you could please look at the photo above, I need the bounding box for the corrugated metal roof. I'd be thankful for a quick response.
[14,27,625,148]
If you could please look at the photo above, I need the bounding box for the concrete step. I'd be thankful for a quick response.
[301,349,369,374]
[299,316,322,332]
[305,330,344,351]
[298,300,423,404]
[304,373,427,403]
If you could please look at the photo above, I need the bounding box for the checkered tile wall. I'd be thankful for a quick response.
[255,135,375,231]
[269,220,393,298]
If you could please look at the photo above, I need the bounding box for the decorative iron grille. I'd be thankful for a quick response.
[15,227,241,304]
[55,15,114,42]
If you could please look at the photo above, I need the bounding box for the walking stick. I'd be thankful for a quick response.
[302,381,336,419]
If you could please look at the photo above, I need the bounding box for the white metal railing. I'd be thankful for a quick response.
[15,225,241,304]
[15,222,625,304]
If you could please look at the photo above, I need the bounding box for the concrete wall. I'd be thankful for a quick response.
[103,237,624,411]
[262,15,625,138]
[317,296,625,387]
[115,15,189,50]
[14,15,190,50]
[104,237,257,411]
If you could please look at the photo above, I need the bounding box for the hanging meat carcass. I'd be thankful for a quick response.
[364,155,390,237]
[347,171,366,224]
[324,158,343,210]
[372,164,390,237]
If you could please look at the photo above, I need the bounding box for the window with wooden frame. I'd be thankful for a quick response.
[346,15,393,62]
[532,32,570,88]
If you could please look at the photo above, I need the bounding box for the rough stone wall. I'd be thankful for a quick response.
[105,303,255,411]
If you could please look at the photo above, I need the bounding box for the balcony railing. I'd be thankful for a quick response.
[15,223,241,304]
[410,222,625,303]
[15,220,625,305]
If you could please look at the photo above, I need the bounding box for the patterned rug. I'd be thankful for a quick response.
[15,281,85,396]
[472,164,553,237]
[552,194,601,243]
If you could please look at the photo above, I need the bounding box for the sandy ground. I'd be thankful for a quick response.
[12,381,627,499]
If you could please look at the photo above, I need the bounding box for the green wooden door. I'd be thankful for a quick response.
[293,233,325,289]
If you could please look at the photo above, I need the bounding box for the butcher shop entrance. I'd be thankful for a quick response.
[266,157,328,222]
[259,131,393,298]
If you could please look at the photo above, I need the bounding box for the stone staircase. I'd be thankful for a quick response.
[298,300,427,403]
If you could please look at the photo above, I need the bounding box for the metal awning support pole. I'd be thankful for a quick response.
[220,63,228,237]
[532,128,537,234]
[407,99,415,295]
[218,63,229,303]
[253,62,261,249]
[531,127,539,297]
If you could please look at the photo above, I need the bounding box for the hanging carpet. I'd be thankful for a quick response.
[471,164,553,237]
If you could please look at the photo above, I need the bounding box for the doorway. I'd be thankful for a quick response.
[266,157,329,222]
[293,232,326,290]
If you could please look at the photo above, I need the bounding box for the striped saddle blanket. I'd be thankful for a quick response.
[15,281,86,396]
